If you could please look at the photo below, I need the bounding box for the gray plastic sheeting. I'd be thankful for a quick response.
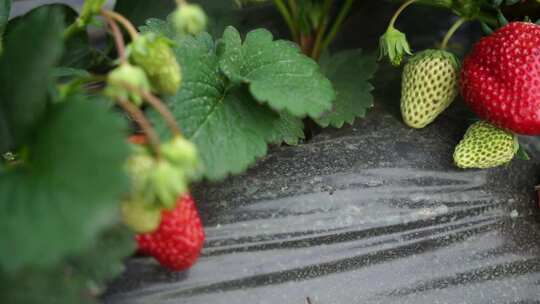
[105,105,540,304]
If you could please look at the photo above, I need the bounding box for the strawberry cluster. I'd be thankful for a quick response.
[98,1,209,272]
[380,0,540,169]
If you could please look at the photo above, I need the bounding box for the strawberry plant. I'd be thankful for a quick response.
[5,0,538,302]
[0,0,378,302]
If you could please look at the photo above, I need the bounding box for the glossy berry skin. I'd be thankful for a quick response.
[136,194,205,271]
[460,22,540,135]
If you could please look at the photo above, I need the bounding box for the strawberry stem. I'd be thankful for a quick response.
[388,0,417,29]
[311,0,332,60]
[274,0,299,43]
[140,91,182,138]
[116,98,162,158]
[288,0,299,21]
[319,0,354,57]
[441,17,467,50]
[118,81,183,138]
[103,16,127,65]
[101,9,140,41]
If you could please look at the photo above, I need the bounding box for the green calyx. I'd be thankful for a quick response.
[401,49,460,128]
[105,63,151,106]
[125,136,200,210]
[453,121,519,169]
[170,3,208,35]
[128,33,182,95]
[150,160,188,208]
[378,25,412,67]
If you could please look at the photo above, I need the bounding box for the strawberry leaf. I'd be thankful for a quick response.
[269,113,305,145]
[0,96,129,272]
[0,6,64,153]
[315,50,377,128]
[145,21,309,179]
[1,226,134,304]
[219,26,335,119]
[149,32,285,180]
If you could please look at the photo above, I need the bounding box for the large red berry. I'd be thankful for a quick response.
[460,22,540,135]
[136,194,205,271]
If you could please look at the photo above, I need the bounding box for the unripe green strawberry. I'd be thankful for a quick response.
[160,136,199,177]
[401,49,459,128]
[121,200,162,233]
[453,121,519,169]
[128,33,182,95]
[105,63,151,106]
[170,3,207,35]
[125,146,155,200]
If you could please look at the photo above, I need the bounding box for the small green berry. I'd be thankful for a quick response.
[105,63,151,106]
[125,146,155,200]
[170,4,207,35]
[128,33,182,95]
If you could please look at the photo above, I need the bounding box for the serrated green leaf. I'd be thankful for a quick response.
[0,6,64,153]
[315,50,377,128]
[144,21,308,178]
[219,26,334,119]
[150,32,284,180]
[269,113,305,145]
[0,96,129,272]
[1,226,134,304]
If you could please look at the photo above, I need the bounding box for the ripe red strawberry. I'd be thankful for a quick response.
[460,22,540,135]
[136,194,205,271]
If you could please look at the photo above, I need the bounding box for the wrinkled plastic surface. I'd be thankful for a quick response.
[105,102,540,303]
[105,3,540,303]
